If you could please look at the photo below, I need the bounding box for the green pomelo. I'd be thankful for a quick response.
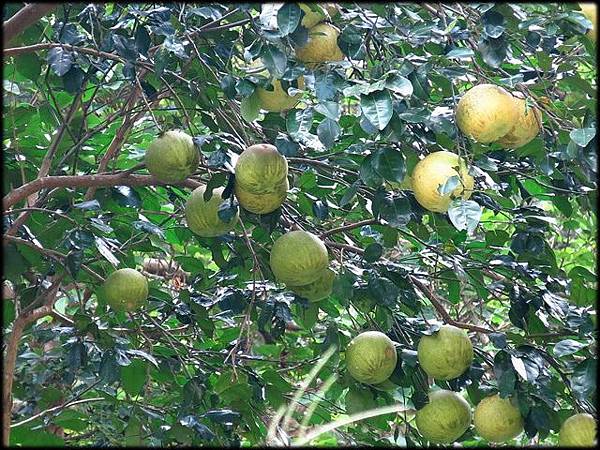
[417,325,473,380]
[415,389,472,444]
[235,178,288,214]
[346,331,398,385]
[288,268,335,302]
[371,379,397,392]
[234,144,288,194]
[270,230,329,286]
[473,394,524,443]
[145,130,199,183]
[103,268,148,312]
[559,413,597,447]
[185,185,239,237]
[345,385,377,416]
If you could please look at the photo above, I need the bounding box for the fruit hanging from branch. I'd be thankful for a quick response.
[497,94,542,148]
[185,185,239,237]
[411,151,474,213]
[559,413,597,446]
[455,84,518,143]
[234,144,288,194]
[473,394,524,443]
[103,268,149,312]
[144,130,199,183]
[345,331,398,385]
[295,23,345,65]
[417,325,474,380]
[288,267,335,302]
[270,230,329,286]
[415,389,472,444]
[235,178,288,215]
[255,77,305,112]
[580,2,597,41]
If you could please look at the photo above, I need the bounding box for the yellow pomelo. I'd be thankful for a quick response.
[412,151,474,213]
[345,331,398,385]
[417,325,473,380]
[235,144,288,194]
[497,96,542,148]
[416,390,472,444]
[103,268,148,312]
[256,77,305,112]
[270,230,329,286]
[288,267,334,302]
[185,185,239,237]
[299,3,339,28]
[235,178,288,214]
[580,3,597,41]
[145,130,199,183]
[559,413,597,446]
[295,23,344,65]
[455,84,518,143]
[473,394,524,443]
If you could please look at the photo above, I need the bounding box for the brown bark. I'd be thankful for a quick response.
[3,4,59,48]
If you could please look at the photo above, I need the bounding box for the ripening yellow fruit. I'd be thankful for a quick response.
[455,84,519,143]
[256,77,305,112]
[474,394,524,443]
[497,96,542,149]
[580,3,597,41]
[412,151,474,213]
[235,144,288,194]
[295,23,344,65]
[235,178,288,214]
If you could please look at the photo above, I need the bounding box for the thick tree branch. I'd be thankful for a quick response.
[3,3,59,48]
[3,173,200,210]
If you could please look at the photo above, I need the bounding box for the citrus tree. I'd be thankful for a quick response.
[2,2,597,447]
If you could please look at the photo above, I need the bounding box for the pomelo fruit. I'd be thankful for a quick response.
[234,144,288,194]
[417,325,473,380]
[559,413,597,446]
[289,267,335,302]
[473,394,524,443]
[371,378,397,392]
[295,23,344,65]
[580,3,597,41]
[145,130,199,183]
[185,185,239,237]
[455,84,518,143]
[497,95,542,148]
[411,151,474,213]
[103,268,148,312]
[345,331,398,385]
[345,384,377,417]
[256,77,305,112]
[235,178,288,214]
[270,230,329,286]
[415,389,472,443]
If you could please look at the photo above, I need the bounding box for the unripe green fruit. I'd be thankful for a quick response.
[270,231,329,286]
[235,179,288,214]
[145,130,199,183]
[371,378,397,392]
[345,385,377,416]
[559,413,597,447]
[415,390,472,444]
[103,268,148,312]
[473,394,524,443]
[345,331,397,385]
[288,267,335,302]
[235,144,288,194]
[417,325,473,380]
[455,84,518,143]
[185,185,239,237]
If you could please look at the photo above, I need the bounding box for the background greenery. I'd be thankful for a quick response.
[3,2,596,447]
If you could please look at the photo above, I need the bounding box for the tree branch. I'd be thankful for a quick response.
[3,173,200,210]
[320,219,379,238]
[3,3,59,48]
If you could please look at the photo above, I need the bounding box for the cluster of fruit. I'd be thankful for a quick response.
[343,328,596,445]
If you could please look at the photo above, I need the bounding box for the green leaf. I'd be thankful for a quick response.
[363,243,383,263]
[15,53,42,80]
[286,108,314,139]
[385,74,413,96]
[447,200,482,233]
[438,175,460,196]
[553,339,587,357]
[47,47,73,76]
[372,147,406,182]
[569,127,596,147]
[478,35,507,68]
[317,118,341,149]
[360,90,393,131]
[261,45,287,78]
[121,359,147,396]
[240,92,260,122]
[571,359,596,401]
[277,3,301,36]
